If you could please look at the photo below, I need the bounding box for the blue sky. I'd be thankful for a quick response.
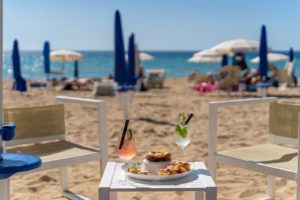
[4,0,300,51]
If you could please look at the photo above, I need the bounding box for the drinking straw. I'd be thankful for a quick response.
[118,119,130,149]
[184,113,194,125]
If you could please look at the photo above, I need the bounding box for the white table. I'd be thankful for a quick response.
[99,162,216,200]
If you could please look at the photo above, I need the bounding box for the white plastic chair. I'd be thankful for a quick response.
[0,96,108,200]
[208,97,300,199]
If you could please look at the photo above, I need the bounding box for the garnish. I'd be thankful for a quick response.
[128,163,150,175]
[175,113,189,138]
[127,129,133,140]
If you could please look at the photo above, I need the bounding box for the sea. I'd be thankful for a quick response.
[2,50,299,80]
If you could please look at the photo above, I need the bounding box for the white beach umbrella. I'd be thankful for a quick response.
[193,49,220,57]
[50,50,83,62]
[211,39,260,54]
[250,53,289,63]
[139,52,154,61]
[125,52,154,61]
[188,56,221,63]
[50,50,84,75]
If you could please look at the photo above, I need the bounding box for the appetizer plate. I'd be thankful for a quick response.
[126,162,193,181]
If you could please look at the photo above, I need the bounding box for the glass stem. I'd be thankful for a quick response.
[181,149,185,161]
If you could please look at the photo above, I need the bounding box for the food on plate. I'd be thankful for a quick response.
[158,161,191,175]
[128,163,150,175]
[141,151,172,174]
[145,151,171,162]
[127,152,191,177]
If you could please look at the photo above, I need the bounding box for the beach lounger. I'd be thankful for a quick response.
[0,96,108,200]
[208,97,300,199]
[93,80,115,96]
[146,69,165,89]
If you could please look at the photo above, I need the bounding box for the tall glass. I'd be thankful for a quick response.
[174,123,191,159]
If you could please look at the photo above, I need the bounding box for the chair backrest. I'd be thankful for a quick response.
[4,104,65,146]
[269,102,300,145]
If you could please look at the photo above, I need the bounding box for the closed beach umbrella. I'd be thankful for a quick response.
[134,44,141,76]
[12,40,27,92]
[74,61,79,78]
[114,10,127,86]
[251,53,288,63]
[43,41,50,74]
[289,47,294,62]
[221,55,228,67]
[212,39,259,54]
[259,25,268,79]
[127,34,136,86]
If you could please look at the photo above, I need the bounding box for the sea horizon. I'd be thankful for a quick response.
[3,50,299,80]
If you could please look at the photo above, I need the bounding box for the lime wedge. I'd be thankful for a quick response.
[127,129,133,140]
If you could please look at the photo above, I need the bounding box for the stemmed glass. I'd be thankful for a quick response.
[117,129,136,166]
[174,113,193,159]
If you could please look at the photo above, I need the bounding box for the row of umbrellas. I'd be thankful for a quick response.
[12,39,155,93]
[11,40,85,92]
[189,25,295,79]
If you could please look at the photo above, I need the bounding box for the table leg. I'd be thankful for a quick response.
[195,191,204,200]
[110,192,117,200]
[0,179,10,200]
[99,188,110,200]
[206,187,217,200]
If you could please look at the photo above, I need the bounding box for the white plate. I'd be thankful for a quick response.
[126,162,193,181]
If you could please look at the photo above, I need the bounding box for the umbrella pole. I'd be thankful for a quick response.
[0,0,4,160]
[123,92,128,120]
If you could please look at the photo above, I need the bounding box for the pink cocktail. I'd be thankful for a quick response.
[117,129,136,163]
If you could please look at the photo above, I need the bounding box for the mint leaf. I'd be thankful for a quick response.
[175,124,181,132]
[178,113,186,125]
[180,127,188,138]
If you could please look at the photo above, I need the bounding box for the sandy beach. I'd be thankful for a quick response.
[4,78,299,200]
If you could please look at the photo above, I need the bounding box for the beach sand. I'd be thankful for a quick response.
[4,78,299,200]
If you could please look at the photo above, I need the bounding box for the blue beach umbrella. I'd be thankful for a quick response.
[127,33,136,86]
[289,47,294,62]
[74,61,79,79]
[43,41,50,75]
[259,25,268,79]
[114,10,127,87]
[221,54,228,67]
[12,40,27,92]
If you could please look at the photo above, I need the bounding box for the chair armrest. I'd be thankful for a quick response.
[56,95,104,105]
[209,97,277,109]
[55,95,108,173]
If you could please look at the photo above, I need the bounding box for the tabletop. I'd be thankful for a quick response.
[100,161,216,192]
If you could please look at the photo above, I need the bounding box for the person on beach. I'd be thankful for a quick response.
[137,66,147,91]
[269,64,279,87]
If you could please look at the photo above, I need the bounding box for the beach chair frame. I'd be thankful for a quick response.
[0,96,108,200]
[208,97,300,200]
